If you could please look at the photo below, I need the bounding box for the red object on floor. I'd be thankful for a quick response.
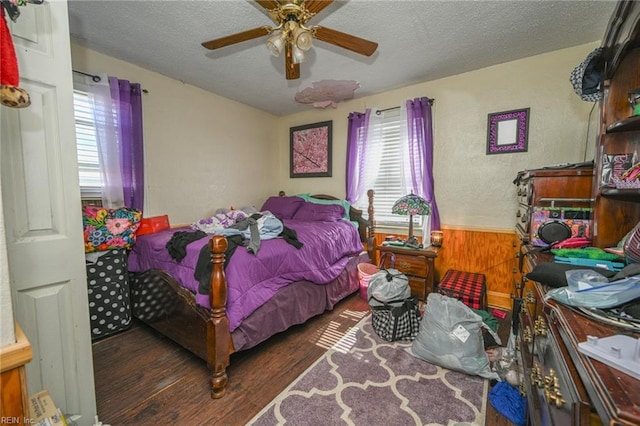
[137,215,170,236]
[437,269,487,310]
[491,309,507,319]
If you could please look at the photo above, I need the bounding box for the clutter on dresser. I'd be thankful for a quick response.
[544,263,640,309]
[601,152,640,189]
[552,247,625,271]
[578,335,640,380]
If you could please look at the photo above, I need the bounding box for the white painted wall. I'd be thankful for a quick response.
[277,43,601,230]
[69,42,600,232]
[71,45,280,225]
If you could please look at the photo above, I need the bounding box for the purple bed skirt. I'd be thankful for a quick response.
[231,252,369,351]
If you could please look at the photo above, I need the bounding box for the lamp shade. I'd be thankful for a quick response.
[392,193,430,216]
[266,33,286,56]
[392,193,430,243]
[291,44,306,64]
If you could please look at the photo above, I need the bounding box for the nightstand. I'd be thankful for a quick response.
[376,244,438,301]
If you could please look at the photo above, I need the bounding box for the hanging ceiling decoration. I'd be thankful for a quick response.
[201,0,378,80]
[295,80,360,108]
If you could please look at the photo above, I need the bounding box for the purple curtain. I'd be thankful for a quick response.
[109,77,145,211]
[346,112,368,204]
[405,97,440,230]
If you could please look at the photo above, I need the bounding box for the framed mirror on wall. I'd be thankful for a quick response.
[486,108,530,155]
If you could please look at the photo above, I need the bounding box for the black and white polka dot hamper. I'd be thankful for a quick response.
[86,249,132,339]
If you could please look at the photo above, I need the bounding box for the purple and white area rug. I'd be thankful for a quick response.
[248,314,488,426]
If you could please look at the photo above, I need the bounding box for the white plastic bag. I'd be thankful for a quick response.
[545,269,640,308]
[408,293,499,380]
[367,268,410,307]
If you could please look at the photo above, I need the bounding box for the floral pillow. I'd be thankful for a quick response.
[83,206,142,253]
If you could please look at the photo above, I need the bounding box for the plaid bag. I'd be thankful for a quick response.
[369,295,420,342]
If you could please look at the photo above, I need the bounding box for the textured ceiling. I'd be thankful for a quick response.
[67,0,617,116]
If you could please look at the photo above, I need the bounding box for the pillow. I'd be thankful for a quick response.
[83,206,142,253]
[297,193,351,221]
[260,196,305,220]
[525,262,616,288]
[292,201,345,222]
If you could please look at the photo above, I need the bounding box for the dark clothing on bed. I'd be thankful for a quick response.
[195,234,245,296]
[194,226,303,296]
[280,226,303,249]
[166,230,207,262]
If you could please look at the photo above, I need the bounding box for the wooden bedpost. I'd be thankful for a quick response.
[367,189,375,260]
[207,235,231,399]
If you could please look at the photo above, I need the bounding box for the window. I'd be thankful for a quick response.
[369,109,422,228]
[73,89,102,199]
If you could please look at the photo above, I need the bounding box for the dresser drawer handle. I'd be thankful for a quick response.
[398,261,410,270]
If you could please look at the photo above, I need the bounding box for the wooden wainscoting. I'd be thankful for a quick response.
[373,227,517,310]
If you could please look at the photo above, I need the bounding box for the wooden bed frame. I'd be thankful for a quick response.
[129,190,375,399]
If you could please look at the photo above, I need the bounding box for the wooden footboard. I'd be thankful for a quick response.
[205,190,376,398]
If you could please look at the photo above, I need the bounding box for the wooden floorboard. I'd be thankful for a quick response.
[92,293,515,425]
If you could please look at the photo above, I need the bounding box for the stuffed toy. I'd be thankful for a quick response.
[1,0,37,108]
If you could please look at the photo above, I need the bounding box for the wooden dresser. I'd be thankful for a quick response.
[516,250,640,425]
[513,3,640,424]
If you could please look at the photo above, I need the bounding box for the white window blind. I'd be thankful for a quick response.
[371,109,421,228]
[73,90,102,199]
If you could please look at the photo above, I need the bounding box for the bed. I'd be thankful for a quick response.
[127,191,375,398]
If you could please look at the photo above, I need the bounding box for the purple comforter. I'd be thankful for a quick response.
[128,219,364,331]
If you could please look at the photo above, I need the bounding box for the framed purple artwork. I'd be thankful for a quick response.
[486,108,530,155]
[290,120,332,178]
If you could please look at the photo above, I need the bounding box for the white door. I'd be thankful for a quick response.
[0,1,97,424]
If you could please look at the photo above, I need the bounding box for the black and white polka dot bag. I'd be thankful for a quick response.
[86,249,131,339]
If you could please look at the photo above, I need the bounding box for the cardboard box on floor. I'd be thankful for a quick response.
[28,390,68,426]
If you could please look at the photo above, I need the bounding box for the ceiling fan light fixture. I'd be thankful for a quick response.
[293,27,313,51]
[266,32,286,56]
[292,44,306,64]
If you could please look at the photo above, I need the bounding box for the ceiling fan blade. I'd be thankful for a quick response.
[202,26,271,50]
[255,0,279,9]
[313,26,378,56]
[304,0,334,15]
[285,43,300,80]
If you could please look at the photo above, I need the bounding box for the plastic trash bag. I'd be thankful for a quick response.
[408,293,499,380]
[367,268,410,307]
[545,269,640,308]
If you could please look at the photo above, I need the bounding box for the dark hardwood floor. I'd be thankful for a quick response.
[92,293,515,425]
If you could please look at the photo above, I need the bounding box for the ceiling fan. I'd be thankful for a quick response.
[201,0,378,80]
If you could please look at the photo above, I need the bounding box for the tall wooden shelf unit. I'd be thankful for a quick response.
[512,2,640,425]
[593,0,640,248]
